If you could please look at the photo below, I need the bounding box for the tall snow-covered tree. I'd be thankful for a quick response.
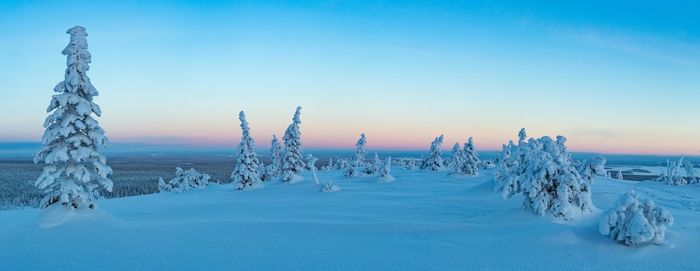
[354,133,367,167]
[459,137,480,176]
[421,135,444,171]
[281,106,305,182]
[33,26,113,209]
[599,190,673,246]
[231,111,262,190]
[262,135,283,181]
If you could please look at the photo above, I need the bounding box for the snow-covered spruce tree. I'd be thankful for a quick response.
[365,153,380,174]
[684,159,697,184]
[307,154,320,186]
[657,158,687,185]
[33,26,112,209]
[520,136,593,220]
[281,106,305,182]
[450,143,466,174]
[421,135,445,171]
[460,137,480,176]
[448,143,462,169]
[354,133,367,167]
[599,190,673,246]
[261,135,283,181]
[378,157,395,182]
[576,156,607,183]
[231,111,262,190]
[494,132,593,220]
[493,141,520,198]
[158,167,210,193]
[518,128,528,145]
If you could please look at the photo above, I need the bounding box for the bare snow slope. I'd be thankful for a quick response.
[1,168,699,270]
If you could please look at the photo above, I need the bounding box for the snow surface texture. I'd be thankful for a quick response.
[280,106,305,182]
[599,190,674,246]
[1,168,696,270]
[494,130,593,220]
[231,111,262,190]
[33,26,112,209]
[158,167,210,193]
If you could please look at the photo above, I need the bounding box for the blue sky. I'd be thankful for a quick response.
[0,0,698,154]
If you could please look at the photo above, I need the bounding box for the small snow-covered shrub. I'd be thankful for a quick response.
[335,158,350,170]
[576,156,607,183]
[493,129,593,220]
[684,160,698,184]
[365,153,380,175]
[322,157,334,171]
[400,158,419,170]
[378,157,395,182]
[599,190,673,246]
[421,135,445,171]
[344,160,362,178]
[657,158,687,185]
[322,182,340,192]
[159,167,210,193]
[307,154,320,186]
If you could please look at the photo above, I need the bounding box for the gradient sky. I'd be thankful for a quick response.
[0,0,698,155]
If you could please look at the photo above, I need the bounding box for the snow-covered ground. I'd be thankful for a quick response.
[1,168,699,270]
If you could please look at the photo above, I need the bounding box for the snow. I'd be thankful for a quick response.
[2,167,699,270]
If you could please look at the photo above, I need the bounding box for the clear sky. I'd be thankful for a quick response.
[0,0,698,155]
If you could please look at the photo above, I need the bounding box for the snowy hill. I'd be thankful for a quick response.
[1,168,699,270]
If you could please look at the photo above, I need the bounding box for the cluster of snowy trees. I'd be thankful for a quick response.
[158,167,210,193]
[493,129,594,220]
[656,157,698,185]
[343,133,394,182]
